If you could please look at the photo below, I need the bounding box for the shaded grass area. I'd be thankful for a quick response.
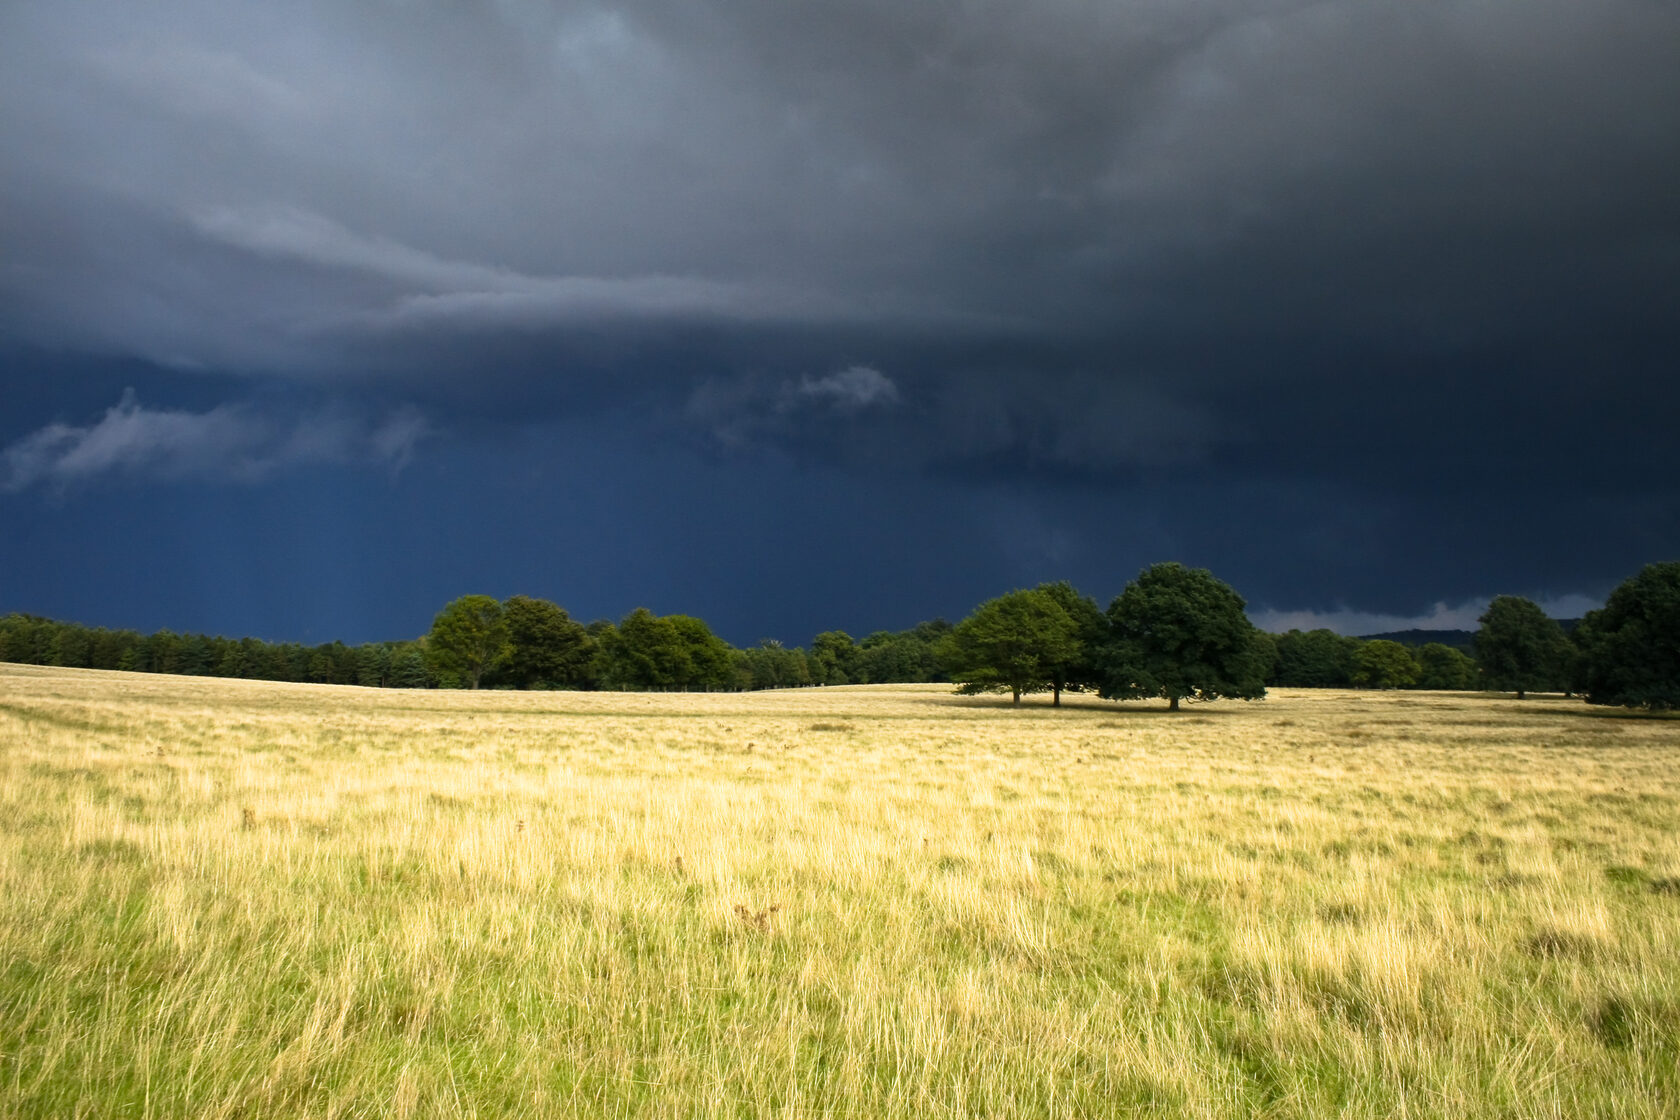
[1,665,1678,1118]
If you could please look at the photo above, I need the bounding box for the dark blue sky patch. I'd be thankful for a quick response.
[2,1,1677,642]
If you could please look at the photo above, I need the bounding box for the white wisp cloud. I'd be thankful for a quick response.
[188,204,853,332]
[2,390,428,491]
[795,365,900,410]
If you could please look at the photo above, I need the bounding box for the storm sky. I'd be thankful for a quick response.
[3,0,1677,645]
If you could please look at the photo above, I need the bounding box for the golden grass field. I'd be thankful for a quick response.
[1,662,1677,1118]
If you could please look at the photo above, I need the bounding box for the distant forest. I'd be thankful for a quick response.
[8,556,1662,703]
[1,597,1488,693]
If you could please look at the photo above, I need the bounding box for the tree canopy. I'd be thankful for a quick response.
[594,608,737,691]
[741,640,812,691]
[1269,629,1361,687]
[28,560,1680,707]
[809,631,861,685]
[1350,639,1420,689]
[1034,581,1106,705]
[502,595,593,689]
[1415,642,1478,690]
[426,595,508,689]
[1577,562,1680,710]
[1099,563,1269,711]
[939,588,1081,704]
[595,608,689,690]
[1474,595,1571,699]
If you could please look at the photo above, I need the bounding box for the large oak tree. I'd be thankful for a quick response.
[425,594,508,689]
[1474,596,1571,699]
[940,588,1080,705]
[1099,563,1269,711]
[1578,562,1680,710]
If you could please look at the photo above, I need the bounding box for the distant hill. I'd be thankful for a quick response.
[1359,620,1581,653]
[1357,629,1476,652]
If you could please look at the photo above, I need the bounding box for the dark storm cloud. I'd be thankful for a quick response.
[2,0,1677,627]
[8,2,1673,377]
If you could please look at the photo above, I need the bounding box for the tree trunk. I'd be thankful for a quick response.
[1053,683,1062,707]
[1011,686,1021,704]
[1517,689,1526,700]
[1168,695,1180,712]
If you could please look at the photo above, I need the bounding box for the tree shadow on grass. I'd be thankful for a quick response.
[930,693,1254,717]
[1546,705,1680,723]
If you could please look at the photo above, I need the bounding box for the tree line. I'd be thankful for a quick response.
[2,561,1675,709]
[0,598,953,694]
[417,595,953,692]
[0,621,433,688]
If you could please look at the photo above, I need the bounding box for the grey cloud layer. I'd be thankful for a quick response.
[1249,594,1606,638]
[3,0,1677,472]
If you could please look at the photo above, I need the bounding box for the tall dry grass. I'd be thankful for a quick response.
[1,663,1677,1117]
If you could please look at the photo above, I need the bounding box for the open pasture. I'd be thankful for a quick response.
[1,663,1678,1118]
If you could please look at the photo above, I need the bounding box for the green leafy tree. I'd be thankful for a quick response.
[858,621,953,684]
[1416,642,1478,690]
[910,619,953,660]
[856,631,925,684]
[426,595,509,689]
[214,640,250,680]
[388,643,433,688]
[857,631,910,683]
[354,644,391,688]
[1578,562,1680,710]
[1474,596,1570,699]
[90,628,140,671]
[1270,629,1361,687]
[0,615,24,664]
[579,620,617,689]
[48,624,92,669]
[596,608,691,690]
[251,638,285,680]
[1350,639,1420,689]
[179,634,216,676]
[5,615,55,664]
[502,595,594,689]
[307,646,338,684]
[809,631,861,685]
[148,630,184,675]
[940,588,1080,705]
[668,615,737,690]
[743,640,812,690]
[1035,581,1106,705]
[1099,563,1269,711]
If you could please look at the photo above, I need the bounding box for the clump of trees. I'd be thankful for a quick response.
[1415,642,1479,690]
[1350,640,1421,689]
[420,599,956,692]
[1269,628,1362,687]
[937,564,1675,709]
[1266,632,1476,691]
[6,561,1677,708]
[940,565,1270,710]
[937,586,1083,705]
[0,613,436,688]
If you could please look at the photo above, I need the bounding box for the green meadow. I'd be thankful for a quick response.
[2,663,1677,1118]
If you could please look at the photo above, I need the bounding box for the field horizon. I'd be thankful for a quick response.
[2,663,1677,1117]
